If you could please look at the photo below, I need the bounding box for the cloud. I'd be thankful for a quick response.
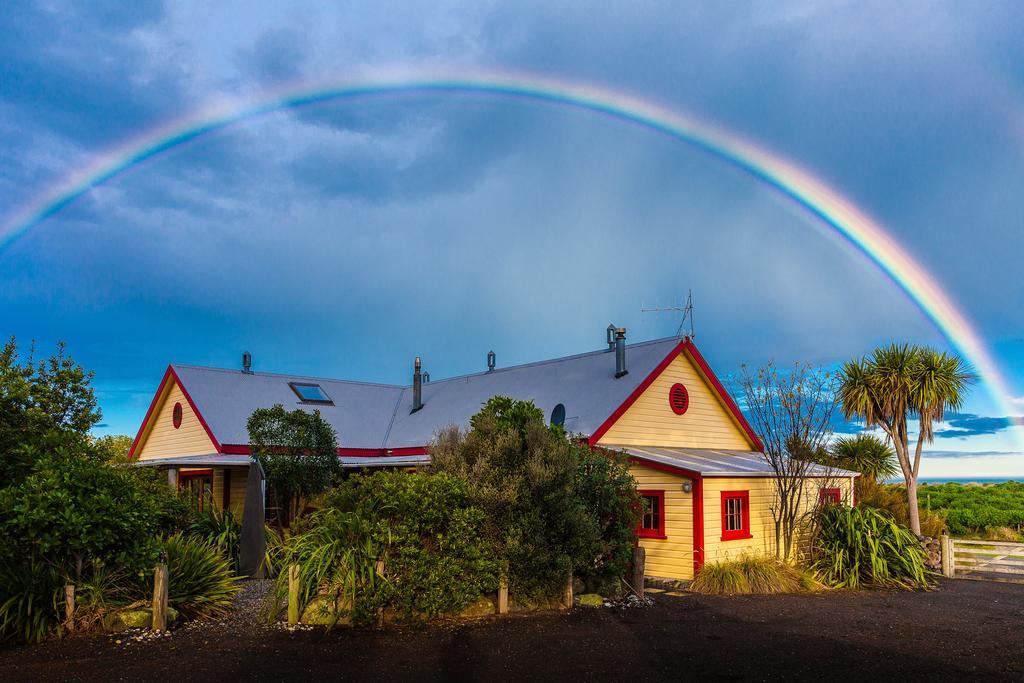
[920,450,1022,459]
[935,412,1024,438]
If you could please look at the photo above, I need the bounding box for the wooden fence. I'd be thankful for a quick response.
[942,536,1024,583]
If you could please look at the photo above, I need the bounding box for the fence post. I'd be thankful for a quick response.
[564,569,574,609]
[498,571,509,615]
[632,546,646,599]
[152,562,169,632]
[288,564,300,625]
[63,584,75,632]
[941,534,954,578]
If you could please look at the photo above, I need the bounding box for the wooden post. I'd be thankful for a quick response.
[564,570,574,609]
[941,534,954,578]
[632,546,646,598]
[63,585,75,632]
[497,576,509,615]
[167,467,178,489]
[152,563,169,632]
[288,564,300,625]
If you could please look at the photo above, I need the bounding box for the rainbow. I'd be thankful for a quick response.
[1,68,1019,438]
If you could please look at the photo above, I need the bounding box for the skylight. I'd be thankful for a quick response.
[288,382,333,405]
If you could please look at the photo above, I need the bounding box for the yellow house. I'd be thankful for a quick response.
[130,329,855,581]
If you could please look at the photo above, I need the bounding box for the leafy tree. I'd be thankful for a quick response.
[247,404,341,527]
[573,446,640,589]
[0,439,163,583]
[839,344,974,535]
[430,397,632,600]
[0,337,101,483]
[93,434,134,464]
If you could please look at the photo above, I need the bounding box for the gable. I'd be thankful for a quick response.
[595,349,754,450]
[134,373,218,460]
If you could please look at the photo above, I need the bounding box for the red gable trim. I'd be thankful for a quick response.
[128,366,223,460]
[587,339,689,447]
[586,338,763,452]
[682,340,764,451]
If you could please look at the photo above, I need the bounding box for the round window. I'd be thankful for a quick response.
[172,402,183,429]
[669,383,689,415]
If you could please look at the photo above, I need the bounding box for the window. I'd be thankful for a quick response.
[637,490,667,539]
[179,469,213,511]
[669,383,689,415]
[172,401,183,429]
[288,382,333,405]
[819,488,842,506]
[720,490,751,541]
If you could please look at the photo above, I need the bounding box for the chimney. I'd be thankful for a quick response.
[614,328,628,378]
[242,351,253,374]
[411,356,423,413]
[487,350,496,372]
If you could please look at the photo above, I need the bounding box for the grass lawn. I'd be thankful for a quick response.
[1,578,1021,681]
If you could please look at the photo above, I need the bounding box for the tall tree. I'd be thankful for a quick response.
[247,404,341,528]
[839,344,973,535]
[739,361,840,561]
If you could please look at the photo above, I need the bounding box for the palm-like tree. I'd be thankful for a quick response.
[839,343,974,535]
[830,434,898,483]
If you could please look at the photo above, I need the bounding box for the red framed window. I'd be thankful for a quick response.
[819,488,842,506]
[720,490,751,541]
[637,490,667,539]
[179,469,213,511]
[669,383,689,415]
[172,401,183,429]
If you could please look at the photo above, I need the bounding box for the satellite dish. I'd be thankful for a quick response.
[550,403,566,427]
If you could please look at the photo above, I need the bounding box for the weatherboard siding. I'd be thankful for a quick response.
[701,476,854,565]
[596,352,751,450]
[136,381,218,460]
[629,461,694,581]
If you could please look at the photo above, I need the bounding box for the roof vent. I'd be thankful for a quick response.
[606,324,616,351]
[487,350,496,372]
[242,351,253,374]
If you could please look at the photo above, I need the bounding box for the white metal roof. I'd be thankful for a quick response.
[612,445,860,478]
[134,453,430,470]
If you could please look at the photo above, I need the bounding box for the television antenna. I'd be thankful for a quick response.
[641,290,695,338]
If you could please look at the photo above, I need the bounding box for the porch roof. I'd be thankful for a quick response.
[612,445,860,478]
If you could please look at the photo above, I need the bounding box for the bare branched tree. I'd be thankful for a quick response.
[739,361,840,561]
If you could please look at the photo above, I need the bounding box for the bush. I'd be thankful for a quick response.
[142,534,241,619]
[187,506,241,570]
[572,447,640,589]
[857,480,947,537]
[430,397,629,601]
[0,558,62,643]
[277,471,498,625]
[810,504,929,589]
[690,557,806,595]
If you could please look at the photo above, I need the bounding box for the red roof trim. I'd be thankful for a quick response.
[626,455,700,479]
[683,339,764,451]
[220,444,429,457]
[127,366,174,460]
[587,338,689,446]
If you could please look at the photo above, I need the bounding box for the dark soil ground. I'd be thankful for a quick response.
[2,578,1022,682]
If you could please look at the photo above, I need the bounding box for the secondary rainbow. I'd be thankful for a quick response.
[2,68,1018,437]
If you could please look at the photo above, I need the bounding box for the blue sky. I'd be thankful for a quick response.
[2,1,1023,477]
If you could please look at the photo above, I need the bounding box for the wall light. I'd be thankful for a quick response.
[681,481,693,494]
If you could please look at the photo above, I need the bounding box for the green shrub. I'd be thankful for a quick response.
[277,471,498,625]
[572,448,640,590]
[858,480,947,537]
[690,557,805,595]
[430,397,630,601]
[810,504,929,589]
[0,558,61,643]
[142,534,241,619]
[187,506,241,569]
